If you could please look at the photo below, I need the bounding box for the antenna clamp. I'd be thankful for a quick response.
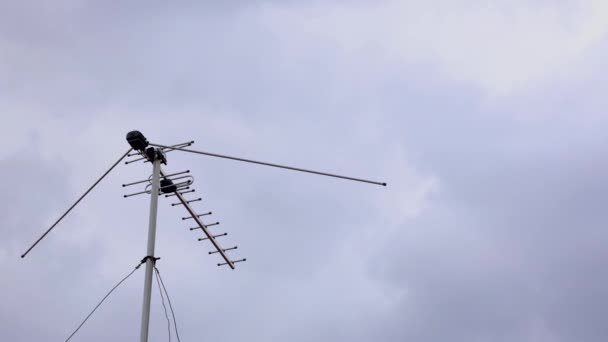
[140,255,161,266]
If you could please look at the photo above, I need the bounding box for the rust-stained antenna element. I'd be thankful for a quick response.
[162,168,238,269]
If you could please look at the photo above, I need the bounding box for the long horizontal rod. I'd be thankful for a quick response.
[150,143,386,187]
[21,148,133,258]
[161,169,235,269]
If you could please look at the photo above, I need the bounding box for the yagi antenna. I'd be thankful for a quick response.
[20,130,387,342]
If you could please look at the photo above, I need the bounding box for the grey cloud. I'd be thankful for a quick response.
[2,2,608,342]
[360,76,608,341]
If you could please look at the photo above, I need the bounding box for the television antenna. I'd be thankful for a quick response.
[21,131,386,342]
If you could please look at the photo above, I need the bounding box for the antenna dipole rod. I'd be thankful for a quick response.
[21,148,133,258]
[150,143,387,187]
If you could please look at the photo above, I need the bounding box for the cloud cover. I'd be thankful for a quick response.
[1,1,608,341]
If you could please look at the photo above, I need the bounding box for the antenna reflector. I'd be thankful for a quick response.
[125,156,147,165]
[123,170,190,188]
[123,189,158,198]
[122,177,152,188]
[144,180,191,193]
[160,170,190,179]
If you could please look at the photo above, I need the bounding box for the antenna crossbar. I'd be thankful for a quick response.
[182,212,211,220]
[171,198,202,206]
[218,258,246,267]
[165,189,195,197]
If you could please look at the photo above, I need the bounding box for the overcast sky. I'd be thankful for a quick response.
[2,1,608,341]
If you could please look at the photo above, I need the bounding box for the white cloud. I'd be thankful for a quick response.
[258,0,608,95]
[372,144,439,225]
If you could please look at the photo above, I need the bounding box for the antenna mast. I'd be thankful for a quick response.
[21,130,386,342]
[139,146,161,342]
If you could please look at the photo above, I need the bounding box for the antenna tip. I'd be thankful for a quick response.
[382,182,387,187]
[20,254,25,258]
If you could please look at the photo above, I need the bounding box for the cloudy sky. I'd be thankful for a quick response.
[2,1,608,341]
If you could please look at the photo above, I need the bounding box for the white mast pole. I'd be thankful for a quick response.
[140,155,161,342]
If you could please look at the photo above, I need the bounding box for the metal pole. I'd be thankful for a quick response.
[140,157,161,342]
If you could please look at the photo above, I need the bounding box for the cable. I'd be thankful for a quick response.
[155,269,172,342]
[154,266,182,342]
[65,260,144,341]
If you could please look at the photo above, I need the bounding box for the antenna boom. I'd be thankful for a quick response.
[162,169,235,269]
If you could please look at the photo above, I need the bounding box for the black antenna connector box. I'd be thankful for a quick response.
[126,130,149,151]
